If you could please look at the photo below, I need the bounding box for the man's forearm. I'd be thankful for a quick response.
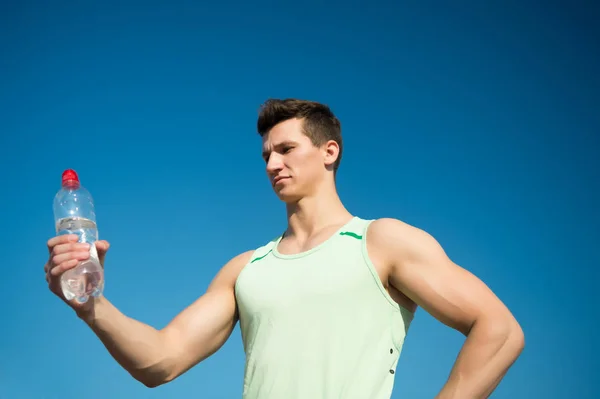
[78,297,174,387]
[436,316,525,399]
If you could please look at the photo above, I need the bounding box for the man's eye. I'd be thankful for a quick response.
[283,147,292,153]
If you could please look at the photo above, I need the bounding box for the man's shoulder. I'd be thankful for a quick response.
[211,236,280,289]
[367,217,424,239]
[366,217,439,258]
[224,235,280,271]
[247,235,281,262]
[228,250,256,267]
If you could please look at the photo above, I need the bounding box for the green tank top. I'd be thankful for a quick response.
[234,216,414,399]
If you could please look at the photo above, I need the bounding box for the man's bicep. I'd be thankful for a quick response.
[376,219,508,335]
[160,250,254,380]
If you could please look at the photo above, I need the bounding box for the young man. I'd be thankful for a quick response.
[44,99,524,398]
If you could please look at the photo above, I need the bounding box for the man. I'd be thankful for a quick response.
[45,98,524,398]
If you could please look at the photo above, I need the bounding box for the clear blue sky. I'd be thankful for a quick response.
[1,1,597,398]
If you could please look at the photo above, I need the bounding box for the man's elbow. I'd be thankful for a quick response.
[140,379,162,389]
[136,373,173,389]
[130,361,177,389]
[506,318,525,356]
[473,312,525,357]
[489,313,525,358]
[134,372,169,389]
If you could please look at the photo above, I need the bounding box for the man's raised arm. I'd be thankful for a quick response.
[45,234,252,388]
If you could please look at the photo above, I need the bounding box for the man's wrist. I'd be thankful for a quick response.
[75,296,105,326]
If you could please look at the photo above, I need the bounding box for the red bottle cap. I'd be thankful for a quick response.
[62,169,80,189]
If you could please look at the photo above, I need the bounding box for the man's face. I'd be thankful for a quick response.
[261,118,329,202]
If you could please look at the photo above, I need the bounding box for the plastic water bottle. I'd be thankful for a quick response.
[53,169,104,303]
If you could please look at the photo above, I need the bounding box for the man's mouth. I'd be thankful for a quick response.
[273,176,289,185]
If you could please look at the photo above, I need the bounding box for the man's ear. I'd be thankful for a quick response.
[323,140,340,168]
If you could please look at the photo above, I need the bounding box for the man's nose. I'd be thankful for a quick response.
[266,154,283,174]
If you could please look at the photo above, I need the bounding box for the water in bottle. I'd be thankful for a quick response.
[53,169,104,303]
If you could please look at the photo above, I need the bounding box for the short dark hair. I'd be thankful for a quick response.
[257,98,343,172]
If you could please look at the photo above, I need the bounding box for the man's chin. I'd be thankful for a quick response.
[273,187,301,203]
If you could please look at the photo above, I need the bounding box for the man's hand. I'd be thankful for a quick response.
[368,218,525,399]
[45,234,110,314]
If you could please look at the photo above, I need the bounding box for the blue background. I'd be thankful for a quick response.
[1,1,597,398]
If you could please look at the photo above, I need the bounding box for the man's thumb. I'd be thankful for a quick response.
[95,240,110,263]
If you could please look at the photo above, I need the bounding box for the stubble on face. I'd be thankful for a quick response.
[262,118,327,201]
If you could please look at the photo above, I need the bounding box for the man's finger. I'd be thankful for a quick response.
[52,251,89,267]
[50,259,79,276]
[52,242,90,256]
[47,235,79,253]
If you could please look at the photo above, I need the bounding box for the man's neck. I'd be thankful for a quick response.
[284,186,353,240]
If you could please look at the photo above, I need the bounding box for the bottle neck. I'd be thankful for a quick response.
[62,180,80,189]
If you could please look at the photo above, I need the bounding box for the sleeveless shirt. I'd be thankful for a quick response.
[234,216,414,398]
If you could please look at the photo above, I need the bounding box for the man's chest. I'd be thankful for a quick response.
[235,251,372,317]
